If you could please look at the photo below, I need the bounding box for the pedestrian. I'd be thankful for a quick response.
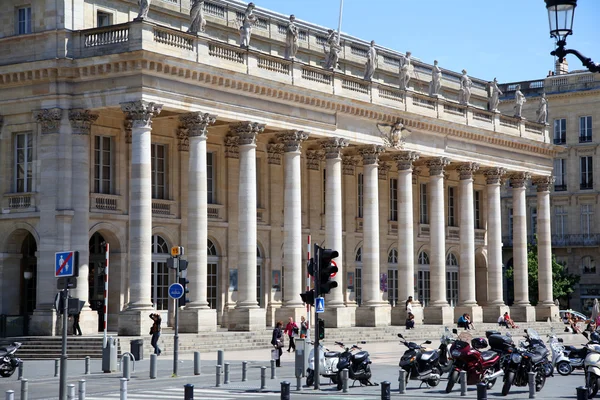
[149,313,162,356]
[271,321,284,367]
[300,316,308,338]
[284,317,298,352]
[405,312,415,329]
[406,296,413,314]
[72,312,82,336]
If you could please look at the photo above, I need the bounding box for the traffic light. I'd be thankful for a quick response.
[318,318,325,340]
[307,258,315,277]
[318,248,339,295]
[300,289,315,306]
[178,277,190,307]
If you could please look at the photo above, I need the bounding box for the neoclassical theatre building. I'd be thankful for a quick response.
[0,0,560,336]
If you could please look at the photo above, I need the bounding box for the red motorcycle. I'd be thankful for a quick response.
[445,329,504,393]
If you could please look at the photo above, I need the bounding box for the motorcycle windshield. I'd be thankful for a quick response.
[527,329,541,341]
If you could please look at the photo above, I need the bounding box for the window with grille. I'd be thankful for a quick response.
[17,7,32,35]
[474,191,482,229]
[531,207,537,238]
[387,248,398,306]
[357,173,364,218]
[151,144,167,199]
[417,252,430,306]
[554,205,568,237]
[447,187,456,226]
[389,178,398,221]
[94,136,113,194]
[580,156,593,190]
[420,183,428,224]
[553,118,566,144]
[580,116,592,143]
[581,204,594,236]
[207,239,218,309]
[554,159,567,191]
[322,168,326,214]
[446,253,459,307]
[207,152,215,203]
[355,248,362,306]
[151,235,170,311]
[508,208,513,240]
[14,133,33,193]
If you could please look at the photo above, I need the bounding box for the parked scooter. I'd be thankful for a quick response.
[500,329,548,396]
[306,341,339,386]
[397,333,441,387]
[583,332,600,399]
[438,327,455,375]
[335,341,375,390]
[0,342,22,378]
[553,330,600,376]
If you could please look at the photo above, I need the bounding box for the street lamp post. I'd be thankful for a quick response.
[545,0,600,73]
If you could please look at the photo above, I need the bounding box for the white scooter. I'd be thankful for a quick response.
[548,329,572,375]
[584,342,600,398]
[306,341,340,386]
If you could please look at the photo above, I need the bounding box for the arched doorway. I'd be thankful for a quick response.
[387,248,398,306]
[151,235,170,311]
[355,247,363,306]
[475,251,488,306]
[89,232,107,331]
[20,233,37,317]
[257,245,263,307]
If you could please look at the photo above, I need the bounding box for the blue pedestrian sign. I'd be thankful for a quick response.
[55,251,75,278]
[168,283,184,299]
[315,297,325,313]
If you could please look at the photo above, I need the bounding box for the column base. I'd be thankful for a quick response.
[510,305,536,322]
[391,305,423,326]
[227,308,266,331]
[180,308,217,332]
[535,304,560,322]
[423,305,455,325]
[30,309,59,336]
[482,304,510,323]
[454,305,483,324]
[320,306,355,328]
[275,306,308,326]
[118,309,154,336]
[355,304,391,327]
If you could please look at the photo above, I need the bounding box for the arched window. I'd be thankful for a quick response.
[388,249,398,306]
[355,247,362,306]
[417,251,430,306]
[207,239,218,310]
[151,235,170,310]
[446,253,459,307]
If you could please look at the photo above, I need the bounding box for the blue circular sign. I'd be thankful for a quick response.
[168,283,184,299]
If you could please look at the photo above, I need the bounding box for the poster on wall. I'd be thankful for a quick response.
[272,270,281,292]
[229,269,238,291]
[380,273,388,292]
[347,271,354,291]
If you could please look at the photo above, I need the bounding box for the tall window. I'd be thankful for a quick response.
[554,159,567,191]
[94,136,112,194]
[17,7,32,35]
[256,245,263,307]
[14,133,33,193]
[508,208,513,240]
[256,158,262,208]
[531,207,537,238]
[420,183,428,224]
[97,11,112,27]
[474,190,482,229]
[581,204,594,237]
[387,249,398,306]
[580,156,593,190]
[207,152,215,203]
[553,118,566,145]
[389,178,398,221]
[554,205,568,237]
[355,248,362,306]
[357,173,364,218]
[580,116,593,143]
[151,235,170,311]
[446,253,459,307]
[417,252,430,306]
[207,240,218,309]
[151,144,167,199]
[447,187,456,226]
[322,169,326,214]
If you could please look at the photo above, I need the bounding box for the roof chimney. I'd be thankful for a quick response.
[555,58,569,75]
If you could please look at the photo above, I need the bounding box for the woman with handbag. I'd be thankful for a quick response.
[284,317,298,352]
[271,321,284,367]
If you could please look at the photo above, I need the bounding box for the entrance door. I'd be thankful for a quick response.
[89,232,107,331]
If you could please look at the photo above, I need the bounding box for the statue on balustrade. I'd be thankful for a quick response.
[458,69,472,105]
[135,0,151,21]
[188,0,206,34]
[239,2,257,48]
[285,15,299,59]
[488,77,502,112]
[323,29,342,70]
[428,60,442,97]
[363,40,378,81]
[514,84,527,118]
[399,51,412,90]
[536,93,548,124]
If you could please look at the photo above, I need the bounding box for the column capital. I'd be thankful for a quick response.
[120,101,162,128]
[124,116,133,144]
[483,167,507,184]
[179,112,217,138]
[532,175,555,192]
[229,121,266,145]
[277,130,309,152]
[34,108,63,134]
[267,143,285,165]
[378,161,391,180]
[342,156,359,175]
[509,171,531,188]
[457,162,480,180]
[224,135,240,159]
[358,145,385,165]
[394,151,420,171]
[68,109,99,135]
[306,150,324,170]
[425,157,450,176]
[177,127,189,152]
[320,137,349,159]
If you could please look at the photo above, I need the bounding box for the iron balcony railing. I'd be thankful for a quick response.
[502,234,599,247]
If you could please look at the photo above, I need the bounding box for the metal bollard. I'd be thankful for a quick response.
[122,356,130,380]
[577,386,590,400]
[281,381,291,400]
[20,379,28,400]
[381,381,391,400]
[5,390,14,400]
[476,382,487,400]
[17,361,23,380]
[184,384,194,400]
[79,379,86,400]
[194,352,201,376]
[216,365,222,387]
[67,384,75,400]
[260,366,267,390]
[224,363,230,384]
[217,349,224,367]
[149,354,157,379]
[342,369,349,393]
[54,359,59,377]
[85,357,91,375]
[271,359,276,379]
[119,378,127,400]
[460,370,467,396]
[398,369,406,394]
[528,371,536,398]
[242,361,248,382]
[296,375,302,391]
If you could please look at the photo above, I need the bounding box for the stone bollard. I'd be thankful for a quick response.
[67,384,75,400]
[224,363,230,384]
[342,369,349,393]
[260,366,267,390]
[217,349,224,367]
[381,381,391,400]
[149,354,157,379]
[79,379,86,400]
[271,359,276,379]
[577,386,589,400]
[242,361,248,382]
[398,369,406,394]
[20,379,28,400]
[5,390,14,400]
[528,371,536,399]
[184,384,194,400]
[122,356,130,380]
[54,359,59,377]
[17,361,23,380]
[216,365,222,387]
[119,378,127,400]
[460,370,467,396]
[85,357,91,375]
[280,381,291,400]
[194,352,201,376]
[476,382,487,400]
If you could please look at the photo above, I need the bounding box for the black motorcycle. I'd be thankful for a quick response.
[438,327,455,375]
[500,329,548,396]
[398,333,441,387]
[335,341,374,390]
[0,342,22,378]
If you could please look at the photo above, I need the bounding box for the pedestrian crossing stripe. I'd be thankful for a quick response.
[84,387,280,399]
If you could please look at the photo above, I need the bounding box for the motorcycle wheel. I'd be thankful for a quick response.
[336,372,343,391]
[0,369,14,378]
[589,375,599,399]
[440,360,453,376]
[535,370,546,392]
[542,361,553,377]
[556,361,572,376]
[501,371,515,396]
[427,366,441,387]
[445,370,459,393]
[306,370,314,387]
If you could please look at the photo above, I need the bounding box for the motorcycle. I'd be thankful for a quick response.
[0,342,22,378]
[438,327,455,375]
[500,329,548,396]
[335,341,374,390]
[306,341,340,386]
[397,333,441,387]
[445,330,503,393]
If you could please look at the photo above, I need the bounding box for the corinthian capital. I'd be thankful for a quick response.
[532,175,555,192]
[320,137,349,159]
[378,162,391,180]
[34,108,63,134]
[509,171,531,188]
[277,130,309,152]
[179,112,217,138]
[120,101,162,128]
[425,157,450,176]
[229,121,266,145]
[342,156,359,175]
[224,135,240,159]
[69,109,99,135]
[358,145,385,165]
[483,167,507,185]
[306,150,324,170]
[393,151,420,171]
[457,162,480,180]
[267,143,284,165]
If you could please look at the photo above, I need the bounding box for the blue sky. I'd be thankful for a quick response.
[253,0,600,83]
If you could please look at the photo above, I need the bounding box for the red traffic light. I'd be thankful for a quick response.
[329,260,338,277]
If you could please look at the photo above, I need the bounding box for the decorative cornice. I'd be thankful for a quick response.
[378,162,391,180]
[532,175,555,192]
[306,150,324,170]
[120,101,162,128]
[509,171,532,188]
[177,127,189,151]
[224,135,240,159]
[68,109,99,135]
[124,116,133,144]
[34,108,63,134]
[457,162,480,180]
[358,145,385,165]
[277,130,309,153]
[342,156,359,176]
[483,167,507,185]
[321,137,350,159]
[425,157,450,176]
[394,151,420,171]
[179,112,217,138]
[228,121,266,145]
[267,143,285,165]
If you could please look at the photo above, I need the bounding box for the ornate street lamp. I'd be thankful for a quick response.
[545,0,599,72]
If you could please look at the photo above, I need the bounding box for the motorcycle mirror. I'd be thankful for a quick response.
[558,338,564,343]
[424,340,432,344]
[524,329,528,334]
[361,341,366,344]
[452,328,458,334]
[397,333,404,339]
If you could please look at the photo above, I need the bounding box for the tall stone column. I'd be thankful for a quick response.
[510,172,535,322]
[274,131,309,323]
[118,100,162,336]
[227,121,267,331]
[533,176,559,321]
[482,168,510,322]
[179,112,218,332]
[423,157,454,324]
[454,163,483,323]
[391,151,422,325]
[355,145,390,326]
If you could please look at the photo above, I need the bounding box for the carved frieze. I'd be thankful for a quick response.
[342,156,359,176]
[177,127,189,152]
[69,109,99,135]
[224,135,240,159]
[267,143,284,165]
[358,145,385,165]
[378,161,391,180]
[425,157,450,176]
[306,150,324,170]
[532,175,555,192]
[277,130,309,153]
[457,162,480,180]
[509,171,532,188]
[120,101,163,128]
[179,112,217,138]
[483,167,507,185]
[321,137,349,159]
[394,151,420,171]
[34,108,63,134]
[229,121,266,145]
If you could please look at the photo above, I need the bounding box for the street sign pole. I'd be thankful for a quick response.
[313,243,320,390]
[173,261,179,377]
[59,286,68,400]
